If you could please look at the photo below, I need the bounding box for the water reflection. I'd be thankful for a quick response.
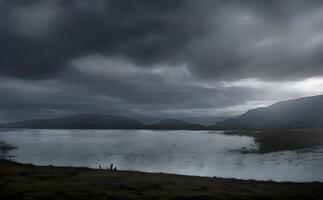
[0,129,322,182]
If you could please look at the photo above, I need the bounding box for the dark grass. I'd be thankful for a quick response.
[0,160,322,200]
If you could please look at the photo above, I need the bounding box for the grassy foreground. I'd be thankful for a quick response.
[0,161,322,200]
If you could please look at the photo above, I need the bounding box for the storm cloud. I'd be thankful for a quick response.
[1,0,323,122]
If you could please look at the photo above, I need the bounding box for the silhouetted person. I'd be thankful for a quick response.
[110,163,113,170]
[97,159,102,170]
[113,166,117,171]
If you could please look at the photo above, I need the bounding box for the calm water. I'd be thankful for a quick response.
[1,129,323,182]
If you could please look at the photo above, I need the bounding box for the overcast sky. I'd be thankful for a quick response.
[1,0,323,122]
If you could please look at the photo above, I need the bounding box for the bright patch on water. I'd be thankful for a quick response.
[1,129,322,182]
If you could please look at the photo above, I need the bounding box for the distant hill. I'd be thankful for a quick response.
[0,114,145,129]
[149,119,206,130]
[0,114,206,130]
[180,116,229,126]
[212,95,323,129]
[9,93,323,131]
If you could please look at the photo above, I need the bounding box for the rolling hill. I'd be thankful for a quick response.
[3,94,323,130]
[0,114,145,129]
[213,95,323,129]
[149,119,205,130]
[0,114,206,130]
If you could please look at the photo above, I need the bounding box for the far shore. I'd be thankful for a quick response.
[221,129,323,153]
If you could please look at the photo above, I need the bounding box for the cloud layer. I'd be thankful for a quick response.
[1,0,323,122]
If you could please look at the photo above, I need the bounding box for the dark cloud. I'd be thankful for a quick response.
[185,0,323,80]
[1,0,323,121]
[1,0,323,81]
[0,0,208,79]
[2,0,323,80]
[0,71,256,122]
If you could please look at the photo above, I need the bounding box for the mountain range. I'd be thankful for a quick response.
[1,95,323,130]
[0,114,144,129]
[213,95,323,129]
[0,114,207,130]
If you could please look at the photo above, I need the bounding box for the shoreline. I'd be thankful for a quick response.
[221,129,323,153]
[2,128,323,154]
[1,160,323,200]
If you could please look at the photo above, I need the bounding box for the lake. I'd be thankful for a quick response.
[1,129,323,182]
